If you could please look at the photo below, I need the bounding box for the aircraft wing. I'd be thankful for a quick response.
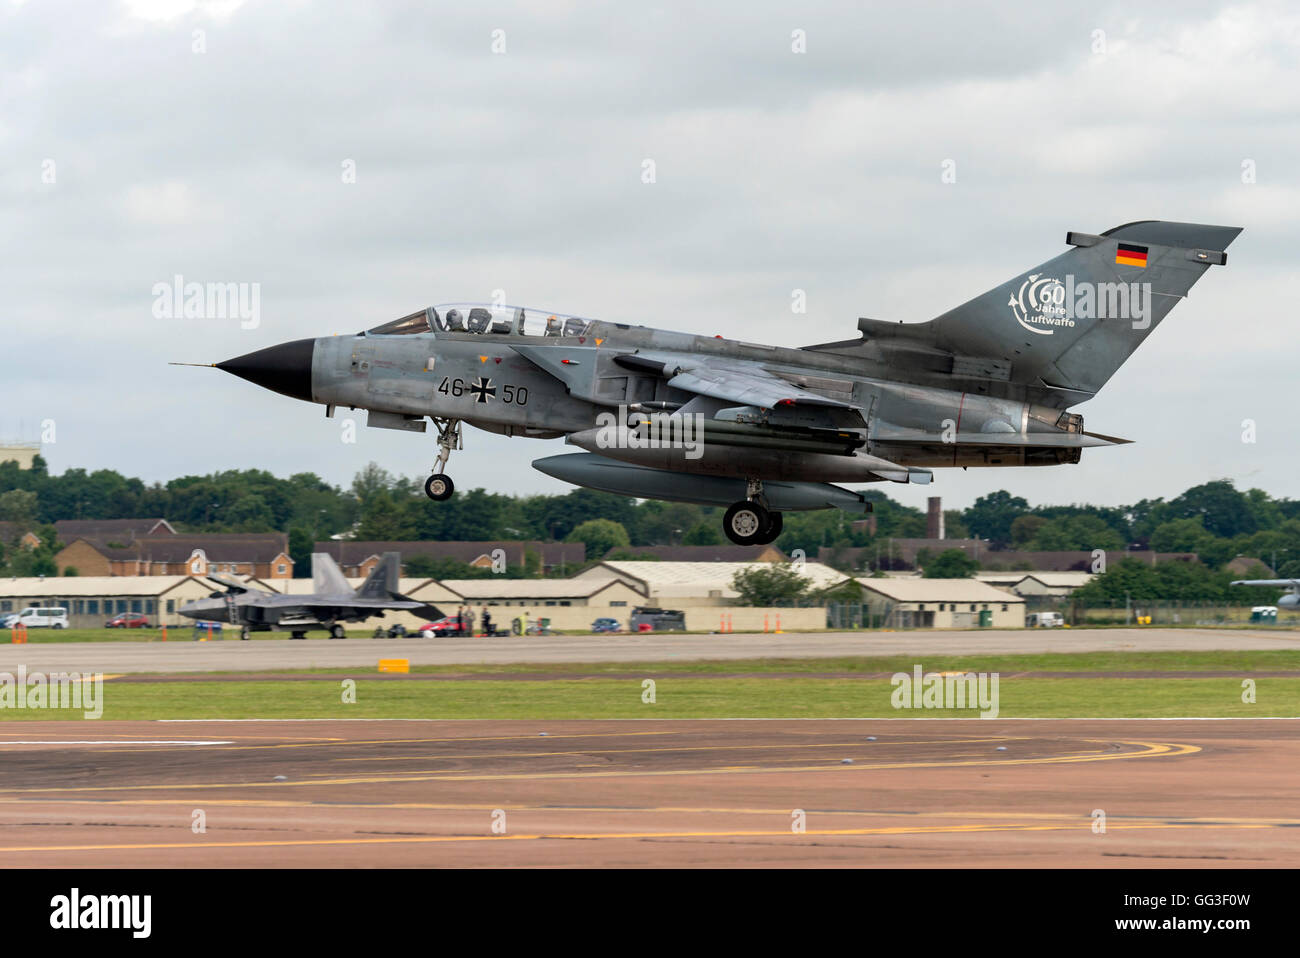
[1231,579,1300,587]
[204,572,262,593]
[615,352,857,411]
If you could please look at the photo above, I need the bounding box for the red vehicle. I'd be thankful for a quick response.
[106,612,150,629]
[419,615,466,637]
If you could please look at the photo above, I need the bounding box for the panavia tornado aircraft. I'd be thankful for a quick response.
[1230,579,1300,611]
[189,220,1239,545]
[178,552,441,639]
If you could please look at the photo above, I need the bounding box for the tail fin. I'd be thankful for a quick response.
[311,553,353,596]
[357,552,399,599]
[855,221,1240,404]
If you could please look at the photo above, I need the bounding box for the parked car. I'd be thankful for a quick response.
[629,607,686,632]
[591,617,622,633]
[419,616,466,637]
[10,606,69,629]
[0,612,18,628]
[106,612,151,629]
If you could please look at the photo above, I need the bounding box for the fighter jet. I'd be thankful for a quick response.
[1230,579,1300,611]
[190,220,1239,545]
[178,552,441,639]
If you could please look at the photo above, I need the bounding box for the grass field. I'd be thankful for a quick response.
[0,666,1294,721]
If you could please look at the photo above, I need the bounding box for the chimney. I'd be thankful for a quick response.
[927,497,944,540]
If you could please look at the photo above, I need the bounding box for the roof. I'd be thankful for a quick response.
[1016,572,1095,588]
[592,561,849,597]
[855,577,1025,603]
[0,575,201,597]
[603,544,785,562]
[435,578,639,600]
[256,577,428,596]
[70,533,290,564]
[54,518,174,542]
[313,540,585,567]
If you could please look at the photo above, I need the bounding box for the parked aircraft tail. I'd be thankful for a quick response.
[357,551,400,599]
[845,221,1241,405]
[311,553,353,596]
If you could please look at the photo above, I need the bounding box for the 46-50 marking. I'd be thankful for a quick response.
[438,376,528,406]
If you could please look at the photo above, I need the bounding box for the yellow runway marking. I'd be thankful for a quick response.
[1,798,1297,828]
[0,739,1199,794]
[0,819,1275,855]
[324,737,1026,763]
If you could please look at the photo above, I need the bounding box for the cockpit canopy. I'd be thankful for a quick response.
[366,304,596,339]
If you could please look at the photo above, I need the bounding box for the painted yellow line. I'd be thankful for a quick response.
[0,739,1199,794]
[3,797,1294,828]
[325,737,1028,763]
[0,819,1273,855]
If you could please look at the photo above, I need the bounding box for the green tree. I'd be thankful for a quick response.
[922,548,979,578]
[681,521,722,545]
[566,518,630,560]
[730,563,812,606]
[1009,514,1046,546]
[963,490,1029,543]
[1149,517,1213,554]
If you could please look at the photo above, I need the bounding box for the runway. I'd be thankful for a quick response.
[3,628,1298,674]
[0,718,1296,867]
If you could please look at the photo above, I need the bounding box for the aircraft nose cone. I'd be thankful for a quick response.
[216,338,315,402]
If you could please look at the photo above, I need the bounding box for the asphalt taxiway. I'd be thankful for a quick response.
[0,718,1295,867]
[2,628,1297,674]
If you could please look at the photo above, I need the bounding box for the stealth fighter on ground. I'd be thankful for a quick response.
[179,552,440,639]
[195,221,1239,545]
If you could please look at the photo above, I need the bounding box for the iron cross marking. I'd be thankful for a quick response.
[469,377,496,404]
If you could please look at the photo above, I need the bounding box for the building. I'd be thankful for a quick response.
[575,560,850,607]
[54,518,175,543]
[603,544,786,562]
[854,577,1025,629]
[1224,556,1276,578]
[55,533,293,579]
[261,573,645,632]
[313,540,585,577]
[0,575,217,628]
[0,522,42,549]
[0,444,40,470]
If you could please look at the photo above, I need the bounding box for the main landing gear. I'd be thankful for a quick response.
[424,418,461,502]
[722,479,784,546]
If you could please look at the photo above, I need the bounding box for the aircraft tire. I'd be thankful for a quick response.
[240,626,251,641]
[758,511,783,544]
[424,474,455,501]
[723,500,770,546]
[330,624,346,639]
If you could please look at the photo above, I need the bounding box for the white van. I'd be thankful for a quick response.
[1027,611,1064,628]
[13,607,70,629]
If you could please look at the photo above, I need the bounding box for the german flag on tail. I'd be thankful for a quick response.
[1115,242,1148,268]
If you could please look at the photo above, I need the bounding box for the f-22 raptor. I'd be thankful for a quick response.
[192,220,1240,545]
[178,552,440,639]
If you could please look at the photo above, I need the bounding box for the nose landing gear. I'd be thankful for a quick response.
[722,479,784,546]
[424,418,461,502]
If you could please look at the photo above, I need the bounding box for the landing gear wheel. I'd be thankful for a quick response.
[290,631,307,640]
[240,626,251,641]
[424,473,454,501]
[758,511,783,544]
[723,500,771,546]
[329,624,346,640]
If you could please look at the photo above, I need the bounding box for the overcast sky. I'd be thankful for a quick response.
[3,0,1298,513]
